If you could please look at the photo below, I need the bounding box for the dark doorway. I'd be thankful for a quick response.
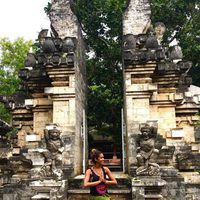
[87,108,124,171]
[88,138,122,171]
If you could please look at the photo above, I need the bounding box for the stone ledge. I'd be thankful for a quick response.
[144,194,163,199]
[67,189,131,194]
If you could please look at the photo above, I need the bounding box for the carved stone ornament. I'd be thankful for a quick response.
[24,53,37,68]
[136,123,160,176]
[154,22,166,44]
[123,34,136,50]
[42,37,56,53]
[40,126,64,179]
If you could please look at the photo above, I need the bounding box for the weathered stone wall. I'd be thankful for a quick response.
[75,27,87,175]
[150,106,176,138]
[50,0,79,38]
[123,0,151,35]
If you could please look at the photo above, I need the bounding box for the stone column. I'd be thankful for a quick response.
[44,0,87,176]
[122,0,155,174]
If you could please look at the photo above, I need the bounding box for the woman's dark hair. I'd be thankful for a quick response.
[90,149,102,164]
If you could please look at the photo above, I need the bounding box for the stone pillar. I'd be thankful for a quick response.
[43,0,87,176]
[124,79,157,173]
[122,0,154,174]
[122,0,198,175]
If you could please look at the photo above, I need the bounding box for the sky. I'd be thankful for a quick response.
[0,0,50,41]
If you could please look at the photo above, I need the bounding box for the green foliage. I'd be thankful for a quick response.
[0,37,33,95]
[6,127,18,137]
[44,1,52,17]
[0,103,11,123]
[74,0,127,143]
[0,37,32,122]
[195,168,200,174]
[71,0,200,142]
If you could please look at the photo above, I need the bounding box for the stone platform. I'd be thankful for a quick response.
[67,173,132,200]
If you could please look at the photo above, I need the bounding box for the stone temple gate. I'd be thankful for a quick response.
[0,0,200,199]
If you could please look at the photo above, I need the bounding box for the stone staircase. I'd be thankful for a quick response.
[67,172,132,200]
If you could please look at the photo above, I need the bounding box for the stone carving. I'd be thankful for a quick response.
[40,127,64,179]
[123,27,166,66]
[24,53,36,68]
[154,22,166,44]
[145,32,158,49]
[62,37,76,53]
[123,34,136,50]
[168,45,183,62]
[38,29,48,45]
[36,29,76,67]
[42,37,56,53]
[136,123,160,176]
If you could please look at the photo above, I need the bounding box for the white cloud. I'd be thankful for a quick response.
[0,0,50,41]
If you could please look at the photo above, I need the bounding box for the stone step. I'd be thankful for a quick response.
[32,193,50,199]
[68,189,131,194]
[144,194,163,199]
[67,189,132,200]
[68,173,131,190]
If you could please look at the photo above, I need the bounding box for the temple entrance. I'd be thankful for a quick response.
[86,109,125,172]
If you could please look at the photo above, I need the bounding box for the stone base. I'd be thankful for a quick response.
[161,167,186,199]
[132,176,166,200]
[30,179,68,199]
[11,174,30,183]
[67,189,131,200]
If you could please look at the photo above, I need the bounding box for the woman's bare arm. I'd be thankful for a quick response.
[104,167,117,185]
[83,169,102,187]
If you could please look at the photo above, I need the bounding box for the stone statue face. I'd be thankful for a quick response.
[49,129,60,140]
[141,128,151,140]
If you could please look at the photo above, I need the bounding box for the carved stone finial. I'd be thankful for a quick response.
[24,53,37,68]
[168,45,183,62]
[154,22,166,44]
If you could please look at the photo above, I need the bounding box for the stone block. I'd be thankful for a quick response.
[26,149,46,166]
[26,134,41,142]
[132,176,166,200]
[31,193,49,199]
[3,194,17,200]
[191,144,199,151]
[25,99,33,106]
[160,167,178,177]
[171,128,184,138]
